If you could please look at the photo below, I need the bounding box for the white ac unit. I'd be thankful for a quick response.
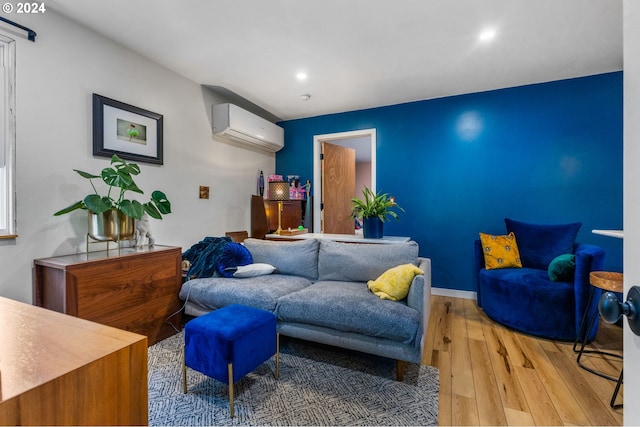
[212,103,284,152]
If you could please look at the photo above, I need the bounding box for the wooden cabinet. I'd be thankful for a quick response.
[34,245,182,345]
[0,296,148,425]
[265,200,303,231]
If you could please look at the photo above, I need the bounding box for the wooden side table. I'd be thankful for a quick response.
[573,271,623,408]
[34,245,182,345]
[265,232,411,244]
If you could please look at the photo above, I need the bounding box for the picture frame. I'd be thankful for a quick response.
[92,93,163,165]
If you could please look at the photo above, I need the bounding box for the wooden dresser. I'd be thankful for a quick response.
[0,296,148,425]
[34,245,182,345]
[265,200,304,231]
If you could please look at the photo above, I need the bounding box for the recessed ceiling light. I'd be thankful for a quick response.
[479,29,496,41]
[296,72,307,80]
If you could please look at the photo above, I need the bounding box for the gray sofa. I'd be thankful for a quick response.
[179,238,432,375]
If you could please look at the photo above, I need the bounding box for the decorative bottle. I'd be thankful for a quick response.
[258,170,264,197]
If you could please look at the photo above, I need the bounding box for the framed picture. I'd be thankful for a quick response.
[92,94,163,165]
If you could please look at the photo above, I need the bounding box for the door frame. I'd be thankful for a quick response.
[313,128,376,233]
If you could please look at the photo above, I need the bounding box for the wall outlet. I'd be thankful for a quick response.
[199,186,210,199]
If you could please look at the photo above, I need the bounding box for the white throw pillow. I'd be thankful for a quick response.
[233,263,276,278]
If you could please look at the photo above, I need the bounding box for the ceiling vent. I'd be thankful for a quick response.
[212,103,284,152]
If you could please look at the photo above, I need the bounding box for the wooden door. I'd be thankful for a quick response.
[322,142,356,234]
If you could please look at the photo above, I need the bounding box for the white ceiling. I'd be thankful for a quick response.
[48,0,622,121]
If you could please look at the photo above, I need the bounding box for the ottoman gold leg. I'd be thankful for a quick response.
[228,363,234,418]
[182,347,187,393]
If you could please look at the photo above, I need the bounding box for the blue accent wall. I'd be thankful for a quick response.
[277,72,623,292]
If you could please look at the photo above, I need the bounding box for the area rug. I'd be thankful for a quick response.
[148,332,439,426]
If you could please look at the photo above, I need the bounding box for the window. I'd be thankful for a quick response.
[0,34,16,238]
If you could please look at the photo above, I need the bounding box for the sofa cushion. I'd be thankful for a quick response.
[317,240,419,282]
[504,218,581,270]
[243,238,319,280]
[179,274,313,312]
[276,280,421,345]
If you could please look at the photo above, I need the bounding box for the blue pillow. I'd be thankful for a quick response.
[216,242,253,278]
[504,218,581,270]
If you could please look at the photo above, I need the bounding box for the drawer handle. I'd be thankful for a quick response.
[599,285,640,336]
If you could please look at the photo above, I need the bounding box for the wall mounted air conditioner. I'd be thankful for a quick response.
[212,103,284,152]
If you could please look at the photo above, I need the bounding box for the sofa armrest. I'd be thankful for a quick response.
[407,257,431,311]
[573,243,606,340]
[407,257,431,359]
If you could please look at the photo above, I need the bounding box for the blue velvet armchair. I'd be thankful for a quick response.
[474,218,605,341]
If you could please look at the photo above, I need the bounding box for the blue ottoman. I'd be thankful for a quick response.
[182,304,279,417]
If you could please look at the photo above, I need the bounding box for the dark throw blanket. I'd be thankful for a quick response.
[182,236,232,279]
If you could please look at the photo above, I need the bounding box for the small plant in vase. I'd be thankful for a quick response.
[351,186,404,238]
[54,154,171,242]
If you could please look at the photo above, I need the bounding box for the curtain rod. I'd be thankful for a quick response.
[0,16,36,42]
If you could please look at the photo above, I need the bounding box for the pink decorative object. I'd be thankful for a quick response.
[290,186,306,200]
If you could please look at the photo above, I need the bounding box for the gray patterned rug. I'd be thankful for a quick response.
[148,332,439,426]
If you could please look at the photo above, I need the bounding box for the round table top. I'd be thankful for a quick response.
[590,271,624,293]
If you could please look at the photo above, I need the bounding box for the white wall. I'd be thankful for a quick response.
[624,1,640,423]
[355,161,371,196]
[0,11,275,303]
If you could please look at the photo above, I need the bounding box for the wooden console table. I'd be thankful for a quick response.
[265,232,411,244]
[0,296,148,425]
[34,245,182,345]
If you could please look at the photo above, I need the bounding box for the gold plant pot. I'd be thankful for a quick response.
[88,210,135,241]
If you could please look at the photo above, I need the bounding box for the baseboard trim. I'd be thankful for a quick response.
[431,287,477,300]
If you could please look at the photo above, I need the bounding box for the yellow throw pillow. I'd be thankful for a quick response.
[367,263,424,301]
[479,232,522,270]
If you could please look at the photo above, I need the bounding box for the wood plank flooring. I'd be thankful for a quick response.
[425,295,623,426]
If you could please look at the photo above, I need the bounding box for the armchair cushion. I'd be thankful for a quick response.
[479,232,522,270]
[548,254,576,282]
[478,267,577,340]
[505,218,581,270]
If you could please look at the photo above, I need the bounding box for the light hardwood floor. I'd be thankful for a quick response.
[424,295,623,426]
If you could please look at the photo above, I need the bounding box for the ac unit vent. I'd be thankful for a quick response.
[212,103,284,152]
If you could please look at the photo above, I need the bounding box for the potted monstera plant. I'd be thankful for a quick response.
[351,186,404,238]
[54,154,171,241]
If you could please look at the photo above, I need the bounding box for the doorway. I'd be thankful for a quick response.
[313,129,376,234]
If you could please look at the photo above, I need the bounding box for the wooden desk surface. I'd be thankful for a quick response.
[0,296,148,425]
